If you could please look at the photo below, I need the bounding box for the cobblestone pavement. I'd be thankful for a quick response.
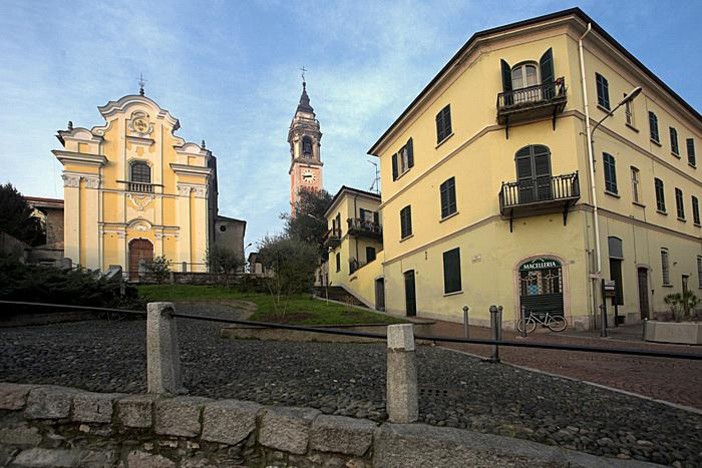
[425,320,702,411]
[1,313,701,466]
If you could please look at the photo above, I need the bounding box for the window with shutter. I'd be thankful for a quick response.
[687,138,696,166]
[435,105,452,144]
[335,253,341,272]
[698,256,702,289]
[603,153,617,194]
[631,167,640,203]
[440,177,457,219]
[692,196,700,225]
[400,206,412,239]
[661,249,670,286]
[675,188,685,220]
[595,73,610,110]
[649,112,659,142]
[442,248,462,294]
[391,153,398,181]
[670,128,679,156]
[366,247,376,263]
[655,178,666,212]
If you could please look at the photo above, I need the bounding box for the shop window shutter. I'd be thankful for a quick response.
[391,153,398,180]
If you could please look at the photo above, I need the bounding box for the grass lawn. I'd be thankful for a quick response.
[137,284,405,325]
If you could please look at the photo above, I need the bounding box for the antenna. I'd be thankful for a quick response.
[367,160,380,194]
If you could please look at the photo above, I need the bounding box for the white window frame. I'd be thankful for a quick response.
[631,166,640,203]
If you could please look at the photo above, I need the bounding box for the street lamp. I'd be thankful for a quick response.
[584,85,643,336]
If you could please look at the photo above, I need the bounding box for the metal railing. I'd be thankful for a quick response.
[499,172,580,210]
[126,182,155,193]
[497,78,567,110]
[347,218,382,237]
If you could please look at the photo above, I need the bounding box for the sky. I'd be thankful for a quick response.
[1,0,701,248]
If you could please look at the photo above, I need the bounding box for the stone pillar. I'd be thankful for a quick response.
[386,324,418,424]
[147,302,184,395]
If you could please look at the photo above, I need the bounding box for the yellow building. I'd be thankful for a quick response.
[53,90,221,278]
[337,8,701,330]
[324,186,384,308]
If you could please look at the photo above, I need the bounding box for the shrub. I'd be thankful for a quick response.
[143,255,171,284]
[664,291,699,322]
[206,245,243,286]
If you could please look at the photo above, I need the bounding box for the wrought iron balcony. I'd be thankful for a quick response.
[499,172,580,232]
[323,228,342,248]
[347,218,382,240]
[497,78,567,138]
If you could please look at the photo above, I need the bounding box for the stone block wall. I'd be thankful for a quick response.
[0,383,648,467]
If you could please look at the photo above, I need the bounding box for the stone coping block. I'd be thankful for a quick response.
[24,386,83,420]
[201,399,262,445]
[645,320,702,345]
[373,423,659,468]
[72,392,126,424]
[0,383,36,410]
[310,414,376,456]
[154,396,211,437]
[387,324,415,351]
[117,394,159,428]
[259,406,321,455]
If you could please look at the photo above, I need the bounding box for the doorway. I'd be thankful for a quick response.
[128,239,153,280]
[404,270,416,317]
[637,267,650,319]
[518,258,563,317]
[375,278,385,311]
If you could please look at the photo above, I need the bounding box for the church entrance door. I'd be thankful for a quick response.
[128,239,153,280]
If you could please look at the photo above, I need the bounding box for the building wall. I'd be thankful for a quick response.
[214,217,246,260]
[363,16,701,328]
[54,95,214,276]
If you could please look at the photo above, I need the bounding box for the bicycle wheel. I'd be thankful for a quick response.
[547,315,567,332]
[517,316,537,334]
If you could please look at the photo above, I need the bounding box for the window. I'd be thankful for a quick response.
[630,167,640,203]
[440,177,457,218]
[366,246,376,263]
[602,153,617,194]
[442,248,462,294]
[400,206,412,239]
[649,112,659,143]
[698,256,702,288]
[302,136,313,157]
[675,188,685,220]
[335,253,340,273]
[670,127,679,156]
[595,73,610,110]
[334,213,341,236]
[512,63,539,90]
[661,248,671,286]
[435,105,452,144]
[693,196,700,225]
[130,161,151,183]
[624,93,634,126]
[687,138,696,167]
[654,178,666,212]
[391,137,414,180]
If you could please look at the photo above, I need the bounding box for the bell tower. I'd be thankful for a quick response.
[288,80,323,212]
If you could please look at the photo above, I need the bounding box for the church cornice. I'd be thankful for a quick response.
[170,163,213,178]
[97,94,181,131]
[52,150,107,167]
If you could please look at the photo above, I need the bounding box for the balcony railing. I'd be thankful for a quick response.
[499,172,580,232]
[322,228,342,248]
[347,218,382,239]
[497,78,568,137]
[126,182,155,193]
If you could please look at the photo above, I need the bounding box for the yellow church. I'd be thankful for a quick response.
[53,87,240,278]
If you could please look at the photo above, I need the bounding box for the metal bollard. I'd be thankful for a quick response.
[642,317,648,341]
[147,302,185,395]
[600,303,608,338]
[488,305,501,363]
[520,305,527,338]
[463,306,470,339]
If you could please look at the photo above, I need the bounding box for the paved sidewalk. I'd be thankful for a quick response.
[426,320,702,410]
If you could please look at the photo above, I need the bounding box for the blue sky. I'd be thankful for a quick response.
[1,0,700,247]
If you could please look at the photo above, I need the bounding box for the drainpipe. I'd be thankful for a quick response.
[579,23,603,325]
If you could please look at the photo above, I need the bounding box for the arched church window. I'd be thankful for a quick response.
[131,161,151,183]
[302,136,313,157]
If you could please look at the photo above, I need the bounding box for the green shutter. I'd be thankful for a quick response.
[391,153,398,180]
[406,137,414,168]
[501,59,512,92]
[539,48,554,90]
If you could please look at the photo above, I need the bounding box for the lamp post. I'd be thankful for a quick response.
[585,86,642,333]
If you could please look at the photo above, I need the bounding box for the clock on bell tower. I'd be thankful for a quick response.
[288,80,323,214]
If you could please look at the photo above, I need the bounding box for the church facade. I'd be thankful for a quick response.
[53,91,227,278]
[288,82,323,210]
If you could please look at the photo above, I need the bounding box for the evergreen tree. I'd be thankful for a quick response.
[0,183,44,246]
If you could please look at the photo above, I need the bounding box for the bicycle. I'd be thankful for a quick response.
[517,311,567,334]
